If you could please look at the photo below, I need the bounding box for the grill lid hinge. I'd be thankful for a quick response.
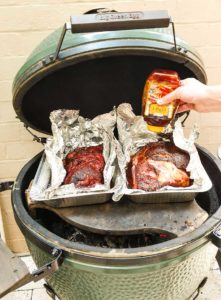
[24,125,47,144]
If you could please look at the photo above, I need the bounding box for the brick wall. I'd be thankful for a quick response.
[0,0,221,253]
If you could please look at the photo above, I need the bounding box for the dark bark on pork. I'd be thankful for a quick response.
[63,145,105,187]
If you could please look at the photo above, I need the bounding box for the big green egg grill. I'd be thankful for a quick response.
[1,9,221,300]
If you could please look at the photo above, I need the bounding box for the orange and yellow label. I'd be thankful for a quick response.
[144,102,174,118]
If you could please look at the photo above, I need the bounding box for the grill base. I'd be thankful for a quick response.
[27,240,217,300]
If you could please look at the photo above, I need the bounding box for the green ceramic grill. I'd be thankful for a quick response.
[1,9,221,300]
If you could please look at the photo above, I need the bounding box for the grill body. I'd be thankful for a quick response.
[27,240,216,300]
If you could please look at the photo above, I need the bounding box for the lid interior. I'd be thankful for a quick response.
[19,55,197,134]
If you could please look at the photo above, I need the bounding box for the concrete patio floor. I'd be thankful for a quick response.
[1,255,221,299]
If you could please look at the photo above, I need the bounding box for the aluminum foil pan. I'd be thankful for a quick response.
[113,103,213,203]
[127,190,198,204]
[28,153,113,207]
[29,109,116,207]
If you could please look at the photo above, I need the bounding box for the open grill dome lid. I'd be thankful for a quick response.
[12,10,207,135]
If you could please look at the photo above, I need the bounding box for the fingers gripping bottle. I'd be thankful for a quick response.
[142,69,181,134]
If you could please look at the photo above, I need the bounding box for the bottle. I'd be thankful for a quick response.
[142,69,181,134]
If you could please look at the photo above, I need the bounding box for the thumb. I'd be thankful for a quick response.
[157,88,181,105]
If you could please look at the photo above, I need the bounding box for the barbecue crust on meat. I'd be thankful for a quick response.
[126,141,191,191]
[63,145,105,187]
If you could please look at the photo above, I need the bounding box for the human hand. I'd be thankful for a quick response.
[157,78,221,113]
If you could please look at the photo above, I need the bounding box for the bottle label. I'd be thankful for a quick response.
[144,102,174,118]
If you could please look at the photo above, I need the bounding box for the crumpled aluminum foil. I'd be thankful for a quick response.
[41,109,117,199]
[113,103,212,201]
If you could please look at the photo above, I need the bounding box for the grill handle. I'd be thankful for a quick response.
[53,10,177,61]
[0,183,64,297]
[0,245,63,298]
[0,181,14,192]
[70,10,170,33]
